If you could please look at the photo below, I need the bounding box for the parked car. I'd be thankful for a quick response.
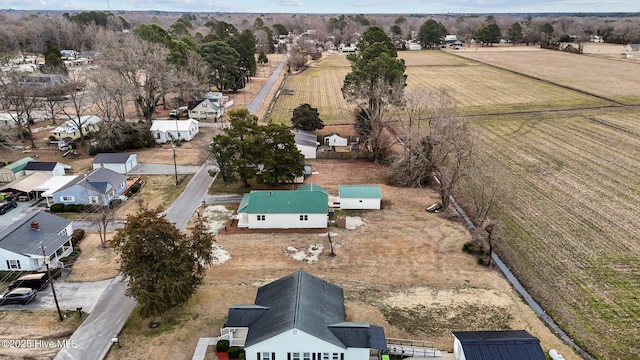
[8,273,49,291]
[169,109,180,118]
[0,287,37,305]
[0,201,17,215]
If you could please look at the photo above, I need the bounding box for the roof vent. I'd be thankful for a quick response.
[31,221,40,231]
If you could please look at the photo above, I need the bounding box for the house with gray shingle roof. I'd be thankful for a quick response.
[221,270,388,360]
[51,167,127,206]
[24,161,66,176]
[92,153,138,174]
[0,211,73,271]
[236,184,328,229]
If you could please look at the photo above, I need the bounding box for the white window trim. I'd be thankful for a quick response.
[60,195,75,203]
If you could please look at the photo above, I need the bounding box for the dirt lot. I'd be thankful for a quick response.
[106,159,580,360]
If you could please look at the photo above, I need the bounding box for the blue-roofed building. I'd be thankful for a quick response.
[452,330,546,360]
[236,184,328,229]
[221,270,388,360]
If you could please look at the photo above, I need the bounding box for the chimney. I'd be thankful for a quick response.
[31,221,40,231]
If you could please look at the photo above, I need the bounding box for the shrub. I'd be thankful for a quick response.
[462,242,475,254]
[50,203,65,212]
[130,183,141,194]
[59,248,82,266]
[216,339,229,352]
[238,352,246,360]
[63,204,76,212]
[228,346,240,359]
[71,229,86,246]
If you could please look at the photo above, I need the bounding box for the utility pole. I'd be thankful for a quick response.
[41,243,64,321]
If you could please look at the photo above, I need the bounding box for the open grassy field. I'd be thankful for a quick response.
[473,107,640,359]
[449,46,640,104]
[266,46,640,359]
[268,50,611,125]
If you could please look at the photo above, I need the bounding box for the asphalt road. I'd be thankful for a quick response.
[247,51,287,115]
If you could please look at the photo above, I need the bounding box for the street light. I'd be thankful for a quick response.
[172,144,178,186]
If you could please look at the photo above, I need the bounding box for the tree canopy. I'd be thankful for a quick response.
[418,19,447,49]
[112,208,214,320]
[210,108,304,186]
[342,26,406,162]
[507,22,524,45]
[291,103,324,131]
[476,23,502,46]
[199,41,242,92]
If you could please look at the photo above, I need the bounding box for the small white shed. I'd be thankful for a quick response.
[339,185,382,210]
[150,119,199,144]
[324,133,348,147]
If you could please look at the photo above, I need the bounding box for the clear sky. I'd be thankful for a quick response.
[0,0,638,14]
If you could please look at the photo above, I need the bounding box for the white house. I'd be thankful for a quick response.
[24,162,66,177]
[92,153,138,174]
[150,119,199,144]
[0,211,73,271]
[339,185,382,210]
[236,184,328,229]
[452,330,546,360]
[220,270,388,360]
[50,115,101,140]
[0,112,19,127]
[188,94,226,121]
[294,130,318,159]
[324,133,348,147]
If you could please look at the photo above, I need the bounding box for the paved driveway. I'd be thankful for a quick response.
[1,273,112,313]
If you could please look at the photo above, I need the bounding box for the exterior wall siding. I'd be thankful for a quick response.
[245,213,327,229]
[340,198,380,210]
[245,330,347,360]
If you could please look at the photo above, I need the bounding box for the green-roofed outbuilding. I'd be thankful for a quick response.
[237,184,328,229]
[339,185,382,210]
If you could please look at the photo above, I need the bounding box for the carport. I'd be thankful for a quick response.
[0,172,52,201]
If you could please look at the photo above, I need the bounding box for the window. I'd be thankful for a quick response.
[257,215,265,221]
[303,353,311,360]
[299,215,308,221]
[292,353,300,360]
[88,196,99,204]
[262,352,271,360]
[6,260,21,270]
[155,133,161,139]
[322,354,329,360]
[332,354,339,360]
[61,195,75,203]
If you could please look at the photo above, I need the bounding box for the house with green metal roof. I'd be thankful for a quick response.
[0,157,35,183]
[339,185,382,210]
[237,184,328,229]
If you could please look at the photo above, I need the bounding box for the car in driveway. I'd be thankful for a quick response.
[0,287,37,305]
[0,201,18,215]
[8,273,49,291]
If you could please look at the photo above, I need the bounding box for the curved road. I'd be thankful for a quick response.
[56,56,288,360]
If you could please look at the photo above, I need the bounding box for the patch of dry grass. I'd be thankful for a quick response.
[107,159,581,360]
[66,233,119,282]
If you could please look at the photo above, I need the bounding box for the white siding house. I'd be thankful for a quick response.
[339,185,382,210]
[0,211,73,271]
[24,162,66,177]
[294,130,318,159]
[188,97,225,121]
[236,184,328,229]
[92,153,138,174]
[324,133,348,147]
[50,115,101,140]
[150,119,199,144]
[220,271,387,360]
